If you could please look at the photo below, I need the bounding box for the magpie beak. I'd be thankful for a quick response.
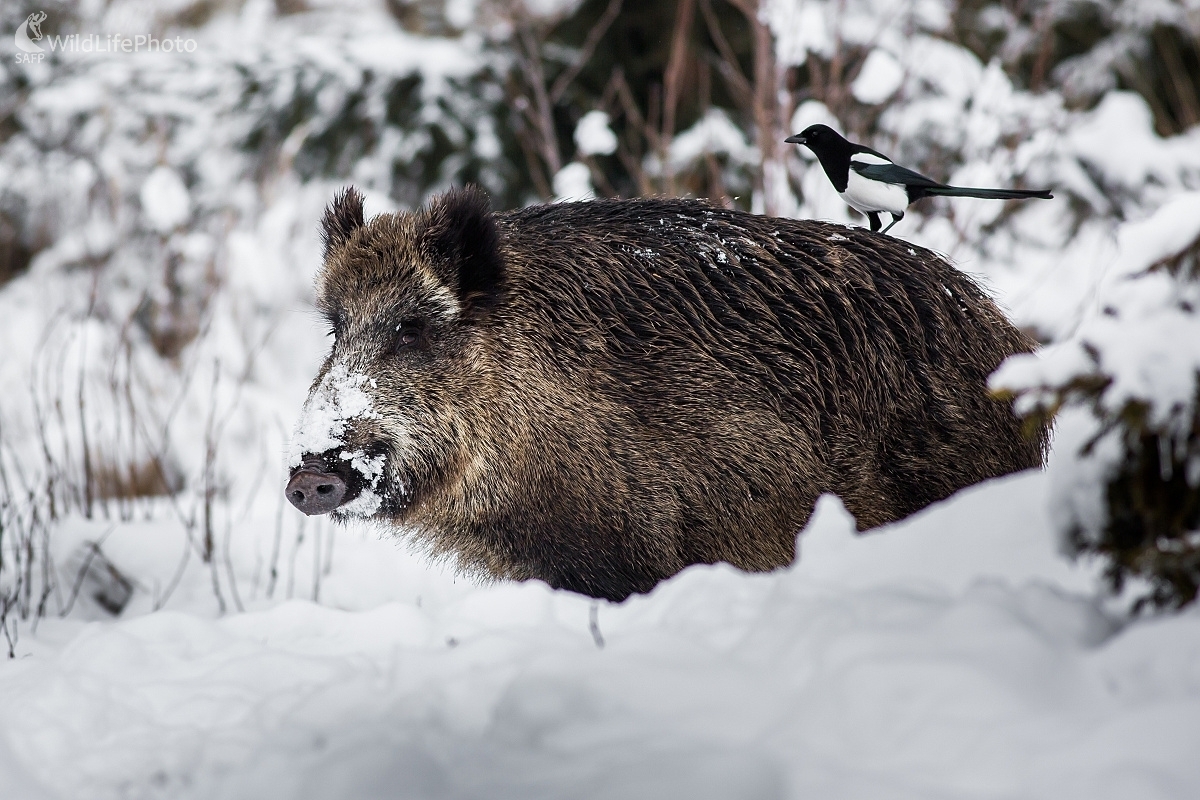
[785,124,1052,235]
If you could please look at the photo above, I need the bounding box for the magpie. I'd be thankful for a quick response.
[785,124,1052,234]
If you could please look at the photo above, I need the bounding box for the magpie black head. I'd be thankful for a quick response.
[784,124,844,147]
[784,124,854,160]
[785,124,864,193]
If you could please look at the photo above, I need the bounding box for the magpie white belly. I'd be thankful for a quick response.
[840,170,909,216]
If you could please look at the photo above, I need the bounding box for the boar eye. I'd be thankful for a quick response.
[393,322,422,352]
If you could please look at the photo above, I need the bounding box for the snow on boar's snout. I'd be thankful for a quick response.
[286,185,1047,601]
[286,361,390,517]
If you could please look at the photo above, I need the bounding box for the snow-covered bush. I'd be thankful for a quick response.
[952,0,1200,136]
[995,196,1200,609]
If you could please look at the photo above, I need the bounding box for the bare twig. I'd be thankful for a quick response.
[661,0,698,194]
[516,25,563,180]
[513,110,555,198]
[699,0,754,111]
[155,526,192,611]
[201,359,223,563]
[286,516,305,601]
[323,515,335,577]
[604,68,656,195]
[1155,27,1200,132]
[222,512,244,613]
[549,0,625,103]
[267,419,287,600]
[311,518,322,602]
[34,515,57,625]
[588,601,605,648]
[662,0,697,141]
[208,550,227,615]
[1,598,16,659]
[724,0,782,213]
[77,294,98,520]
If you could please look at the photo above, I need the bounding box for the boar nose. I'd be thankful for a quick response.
[286,469,347,515]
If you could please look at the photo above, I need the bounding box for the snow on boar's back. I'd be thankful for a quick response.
[286,186,1047,601]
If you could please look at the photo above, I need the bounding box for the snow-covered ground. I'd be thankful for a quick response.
[3,463,1199,799]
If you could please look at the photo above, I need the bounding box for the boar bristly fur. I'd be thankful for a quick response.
[292,186,1047,601]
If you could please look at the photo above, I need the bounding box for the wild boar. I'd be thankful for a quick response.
[286,186,1046,601]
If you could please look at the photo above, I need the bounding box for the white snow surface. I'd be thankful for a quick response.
[6,471,1200,800]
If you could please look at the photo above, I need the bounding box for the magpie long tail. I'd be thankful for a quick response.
[926,186,1053,200]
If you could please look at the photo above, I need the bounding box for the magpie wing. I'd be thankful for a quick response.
[849,161,944,189]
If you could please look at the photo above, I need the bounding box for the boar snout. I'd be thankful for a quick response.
[286,463,349,516]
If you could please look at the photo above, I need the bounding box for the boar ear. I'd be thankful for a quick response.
[420,185,505,314]
[321,186,365,260]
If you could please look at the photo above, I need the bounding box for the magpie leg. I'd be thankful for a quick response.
[867,212,881,233]
[880,211,904,234]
